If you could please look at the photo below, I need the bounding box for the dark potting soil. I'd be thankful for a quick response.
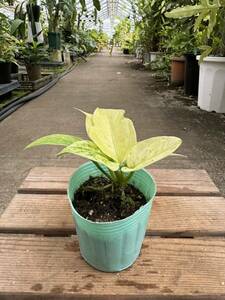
[73,176,147,222]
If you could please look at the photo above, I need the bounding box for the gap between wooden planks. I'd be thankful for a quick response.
[1,235,225,299]
[1,194,225,238]
[0,168,225,299]
[18,167,220,196]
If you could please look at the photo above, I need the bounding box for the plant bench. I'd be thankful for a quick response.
[0,80,20,99]
[18,73,56,91]
[1,167,225,299]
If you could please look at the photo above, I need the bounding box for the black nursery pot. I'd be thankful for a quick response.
[184,54,199,96]
[26,64,41,81]
[11,62,18,74]
[32,5,41,22]
[0,62,11,84]
[48,32,61,50]
[27,4,40,22]
[123,48,129,55]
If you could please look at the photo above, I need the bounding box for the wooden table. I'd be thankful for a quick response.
[1,167,225,299]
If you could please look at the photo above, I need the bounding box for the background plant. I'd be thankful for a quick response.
[166,0,225,58]
[160,20,198,57]
[134,0,168,52]
[0,12,19,63]
[113,18,134,52]
[18,41,48,64]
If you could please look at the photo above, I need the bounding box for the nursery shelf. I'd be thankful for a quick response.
[0,80,20,97]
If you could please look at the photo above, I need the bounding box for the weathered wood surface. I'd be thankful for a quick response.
[1,235,225,299]
[1,167,225,299]
[1,194,225,237]
[18,167,220,196]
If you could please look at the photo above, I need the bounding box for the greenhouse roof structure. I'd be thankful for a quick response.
[1,0,134,35]
[97,0,134,35]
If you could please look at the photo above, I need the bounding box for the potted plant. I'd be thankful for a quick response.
[166,1,225,111]
[113,18,134,56]
[18,41,48,81]
[25,108,182,272]
[161,22,198,88]
[135,0,167,64]
[0,13,18,84]
[62,43,72,65]
[42,0,62,50]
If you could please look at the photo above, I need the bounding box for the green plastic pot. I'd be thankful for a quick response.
[68,162,156,272]
[48,32,61,50]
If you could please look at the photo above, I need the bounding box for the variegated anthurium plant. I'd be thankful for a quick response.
[26,108,182,187]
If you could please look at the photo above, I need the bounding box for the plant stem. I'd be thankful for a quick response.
[83,184,112,192]
[115,170,123,184]
[108,169,117,182]
[124,172,134,184]
[92,161,113,181]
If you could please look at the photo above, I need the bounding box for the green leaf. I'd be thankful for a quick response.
[207,9,218,37]
[11,18,24,34]
[25,134,82,149]
[122,136,182,172]
[199,45,212,62]
[194,10,209,31]
[165,5,205,18]
[94,8,97,23]
[93,0,101,11]
[151,0,156,7]
[79,0,86,10]
[58,140,120,171]
[201,0,209,6]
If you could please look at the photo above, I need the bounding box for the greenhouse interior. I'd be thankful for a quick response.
[1,0,225,298]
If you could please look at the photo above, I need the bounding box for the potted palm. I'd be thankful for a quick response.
[135,0,166,64]
[18,41,48,81]
[161,21,198,88]
[42,0,62,50]
[26,108,182,272]
[166,0,225,112]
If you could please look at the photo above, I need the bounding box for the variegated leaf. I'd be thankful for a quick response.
[58,140,120,171]
[165,5,205,18]
[25,134,82,149]
[83,108,137,164]
[122,136,182,172]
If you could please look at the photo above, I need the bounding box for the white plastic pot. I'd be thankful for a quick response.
[63,51,71,65]
[150,52,162,62]
[51,50,62,62]
[197,56,225,113]
[143,53,151,64]
[135,48,142,59]
[27,22,44,43]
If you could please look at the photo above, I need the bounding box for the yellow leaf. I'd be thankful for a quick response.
[58,140,120,171]
[25,134,82,149]
[83,108,137,163]
[122,136,182,172]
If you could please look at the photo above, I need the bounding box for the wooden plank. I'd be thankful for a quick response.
[18,167,220,196]
[1,194,225,237]
[1,235,225,299]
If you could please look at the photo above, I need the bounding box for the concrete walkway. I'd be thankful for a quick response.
[1,49,225,214]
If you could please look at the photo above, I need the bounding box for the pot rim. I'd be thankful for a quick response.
[150,51,163,55]
[172,56,185,62]
[197,56,225,62]
[67,162,157,226]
